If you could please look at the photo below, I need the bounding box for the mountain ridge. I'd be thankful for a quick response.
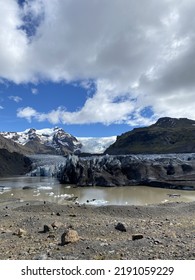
[105,117,195,154]
[1,117,195,156]
[0,127,116,155]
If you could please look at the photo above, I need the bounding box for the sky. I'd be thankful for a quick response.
[0,0,195,137]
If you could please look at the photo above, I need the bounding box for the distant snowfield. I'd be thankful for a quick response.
[77,136,117,153]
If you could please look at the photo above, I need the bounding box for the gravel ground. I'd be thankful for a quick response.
[0,199,195,260]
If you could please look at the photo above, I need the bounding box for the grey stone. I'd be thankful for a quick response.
[115,222,127,232]
[132,234,144,240]
[43,225,51,233]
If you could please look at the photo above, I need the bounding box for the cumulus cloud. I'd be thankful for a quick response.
[9,95,22,103]
[1,0,195,124]
[0,0,29,83]
[17,80,135,125]
[17,106,37,122]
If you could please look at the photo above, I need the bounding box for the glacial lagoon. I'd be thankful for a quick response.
[0,176,195,206]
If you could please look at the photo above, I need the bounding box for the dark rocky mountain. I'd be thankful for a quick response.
[0,149,32,176]
[0,135,32,176]
[105,117,195,154]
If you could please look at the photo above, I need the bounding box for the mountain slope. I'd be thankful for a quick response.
[1,127,82,155]
[105,117,195,154]
[1,128,116,155]
[0,135,32,176]
[0,149,32,176]
[0,135,31,155]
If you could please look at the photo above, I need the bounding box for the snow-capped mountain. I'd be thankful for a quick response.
[0,128,116,155]
[1,127,82,155]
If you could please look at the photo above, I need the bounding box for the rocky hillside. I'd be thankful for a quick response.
[1,127,82,155]
[105,117,195,154]
[0,135,31,155]
[0,149,32,176]
[0,134,32,176]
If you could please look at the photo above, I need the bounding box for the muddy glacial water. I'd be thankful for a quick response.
[0,176,195,206]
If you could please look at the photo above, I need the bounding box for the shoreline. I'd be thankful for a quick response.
[0,199,195,260]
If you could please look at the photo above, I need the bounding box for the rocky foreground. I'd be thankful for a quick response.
[0,199,195,260]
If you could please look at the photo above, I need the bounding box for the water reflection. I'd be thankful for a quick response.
[0,176,195,206]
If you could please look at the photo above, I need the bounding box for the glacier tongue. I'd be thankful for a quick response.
[28,155,67,177]
[77,136,116,153]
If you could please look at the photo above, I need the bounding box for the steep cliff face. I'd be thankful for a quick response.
[57,154,195,189]
[105,117,195,155]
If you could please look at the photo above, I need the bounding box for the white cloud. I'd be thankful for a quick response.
[1,0,195,125]
[17,106,37,122]
[31,88,38,95]
[9,95,22,103]
[0,105,4,110]
[0,0,30,83]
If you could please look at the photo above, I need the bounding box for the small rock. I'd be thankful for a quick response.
[61,229,80,245]
[109,250,115,254]
[100,242,109,247]
[34,254,47,260]
[51,221,64,229]
[68,224,74,229]
[43,225,51,233]
[115,222,127,232]
[17,228,27,237]
[56,212,61,216]
[132,234,144,240]
[47,234,55,239]
[23,186,35,190]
